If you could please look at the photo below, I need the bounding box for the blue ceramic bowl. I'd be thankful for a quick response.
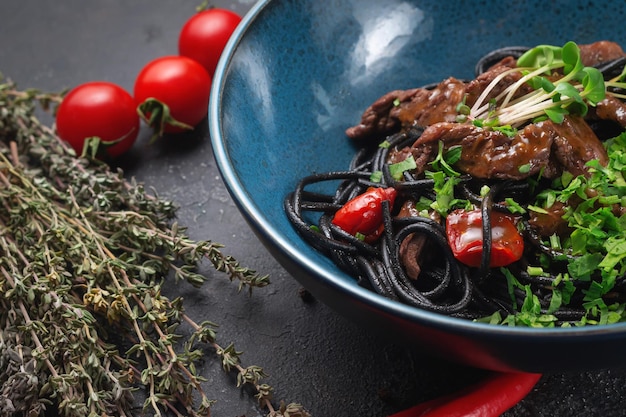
[210,0,626,372]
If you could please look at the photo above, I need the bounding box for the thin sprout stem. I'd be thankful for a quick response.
[470,67,523,115]
[470,63,561,117]
[499,64,560,108]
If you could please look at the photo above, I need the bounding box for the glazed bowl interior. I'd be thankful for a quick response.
[210,0,626,372]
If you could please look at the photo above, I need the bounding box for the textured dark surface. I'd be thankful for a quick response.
[1,1,625,416]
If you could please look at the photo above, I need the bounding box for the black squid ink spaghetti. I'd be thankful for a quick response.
[285,41,626,327]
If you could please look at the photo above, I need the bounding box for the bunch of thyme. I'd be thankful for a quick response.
[0,79,310,417]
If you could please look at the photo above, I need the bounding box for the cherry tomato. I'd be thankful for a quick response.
[134,55,212,134]
[178,8,242,76]
[446,209,524,268]
[332,187,397,243]
[55,81,139,159]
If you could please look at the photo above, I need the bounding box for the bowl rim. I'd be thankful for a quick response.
[208,0,626,340]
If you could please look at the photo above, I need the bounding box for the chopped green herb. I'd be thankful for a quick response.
[504,198,526,214]
[518,163,531,174]
[549,233,562,250]
[493,124,518,137]
[369,170,383,183]
[456,95,470,115]
[388,154,417,180]
[526,266,545,277]
[424,171,469,215]
[430,141,461,177]
[527,205,549,214]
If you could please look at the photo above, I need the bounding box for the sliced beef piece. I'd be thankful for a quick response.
[404,115,607,180]
[391,77,466,128]
[548,115,609,177]
[388,145,414,164]
[579,41,626,67]
[345,78,466,141]
[528,201,571,238]
[397,200,427,280]
[407,122,555,180]
[594,95,626,128]
[345,88,420,141]
[399,233,427,280]
[396,201,443,280]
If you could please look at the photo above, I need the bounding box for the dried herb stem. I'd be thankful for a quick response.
[0,80,310,417]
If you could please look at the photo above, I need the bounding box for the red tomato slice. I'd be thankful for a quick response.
[446,209,524,268]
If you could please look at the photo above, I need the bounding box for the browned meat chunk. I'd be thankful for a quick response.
[345,78,466,141]
[403,116,607,180]
[392,77,466,128]
[406,122,554,180]
[528,201,570,238]
[399,233,427,280]
[549,115,609,176]
[595,95,626,128]
[345,88,419,141]
[579,40,626,66]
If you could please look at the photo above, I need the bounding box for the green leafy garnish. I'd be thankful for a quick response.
[388,154,417,180]
[429,142,462,177]
[369,170,383,183]
[424,170,469,215]
[378,140,391,149]
[518,131,626,324]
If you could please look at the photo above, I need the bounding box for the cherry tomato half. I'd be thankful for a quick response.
[446,208,524,268]
[178,8,242,76]
[332,187,397,243]
[55,81,139,159]
[134,55,212,134]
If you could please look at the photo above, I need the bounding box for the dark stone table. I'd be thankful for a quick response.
[1,1,624,416]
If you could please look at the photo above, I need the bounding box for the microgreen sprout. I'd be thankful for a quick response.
[467,41,610,129]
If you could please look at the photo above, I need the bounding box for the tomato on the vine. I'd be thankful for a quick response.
[134,55,212,135]
[446,208,524,268]
[55,81,139,159]
[178,8,241,76]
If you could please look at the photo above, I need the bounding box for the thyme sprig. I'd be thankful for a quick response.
[0,80,309,416]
